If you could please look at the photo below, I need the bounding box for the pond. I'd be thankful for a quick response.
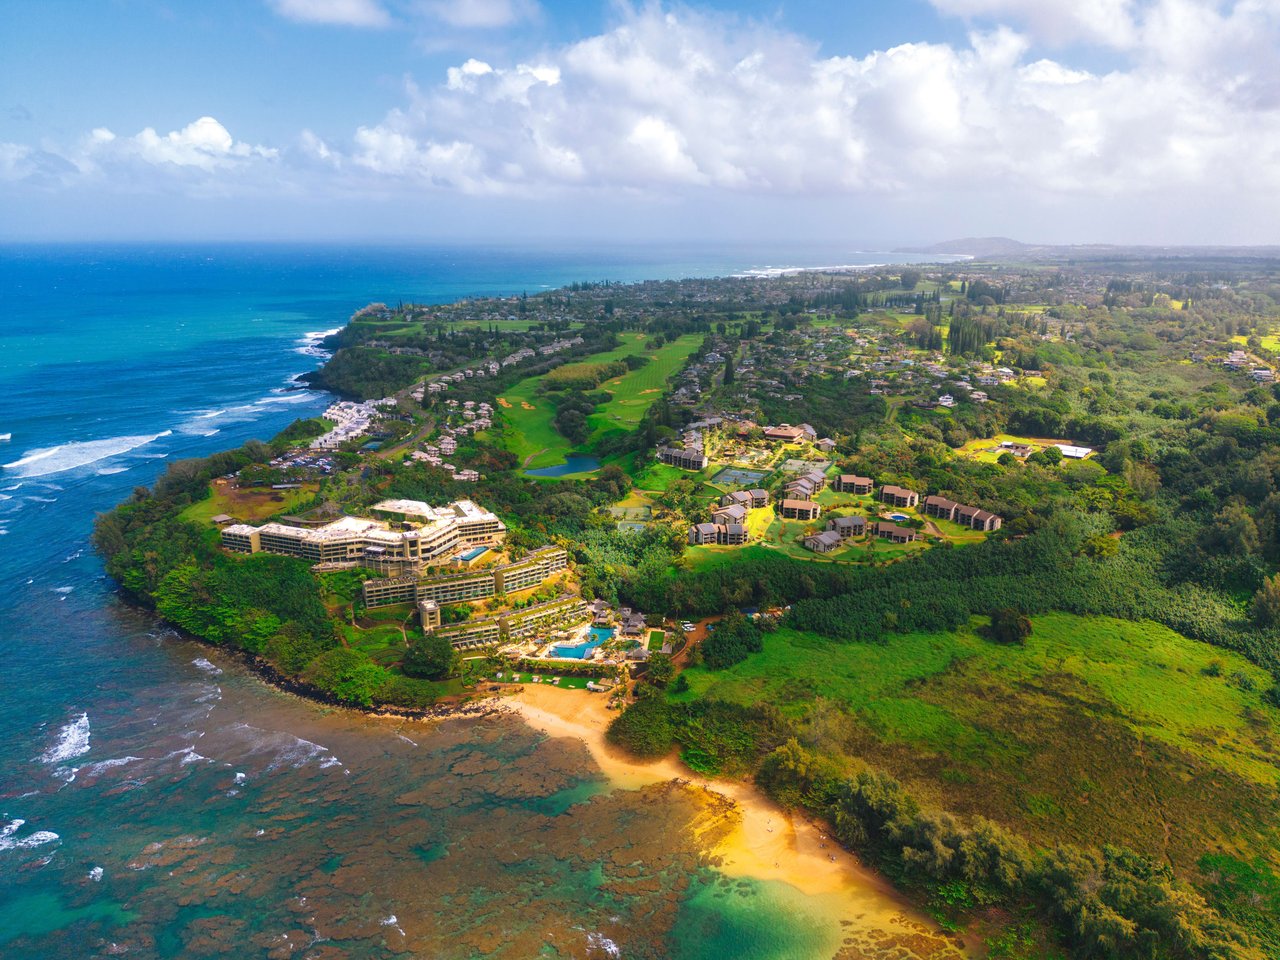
[525,455,601,477]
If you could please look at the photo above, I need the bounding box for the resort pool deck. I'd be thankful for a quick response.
[550,626,614,659]
[459,546,488,562]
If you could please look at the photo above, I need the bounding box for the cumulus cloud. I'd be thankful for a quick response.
[334,1,1280,204]
[6,0,1280,240]
[268,0,390,28]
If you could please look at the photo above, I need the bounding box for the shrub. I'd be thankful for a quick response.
[605,698,675,758]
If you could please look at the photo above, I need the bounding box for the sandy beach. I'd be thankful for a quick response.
[501,684,968,951]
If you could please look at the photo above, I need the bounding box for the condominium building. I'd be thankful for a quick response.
[429,595,589,650]
[878,485,919,508]
[833,474,874,495]
[361,546,569,608]
[657,444,708,471]
[778,499,821,521]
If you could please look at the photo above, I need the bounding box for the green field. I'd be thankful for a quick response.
[1231,333,1280,352]
[672,613,1279,871]
[954,432,1074,463]
[495,333,702,471]
[587,334,704,442]
[179,483,318,525]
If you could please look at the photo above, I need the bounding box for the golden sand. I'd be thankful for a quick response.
[503,686,947,919]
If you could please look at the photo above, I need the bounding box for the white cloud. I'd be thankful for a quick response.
[87,117,278,172]
[6,1,1280,242]
[421,0,538,29]
[929,0,1141,48]
[326,1,1280,207]
[268,0,390,28]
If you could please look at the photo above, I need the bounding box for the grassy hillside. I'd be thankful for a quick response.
[672,612,1279,874]
[495,332,702,469]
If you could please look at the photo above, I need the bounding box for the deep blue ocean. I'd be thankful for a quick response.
[0,243,952,960]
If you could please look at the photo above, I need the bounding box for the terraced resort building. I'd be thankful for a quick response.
[219,499,506,575]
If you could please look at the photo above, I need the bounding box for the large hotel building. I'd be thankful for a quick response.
[220,499,506,575]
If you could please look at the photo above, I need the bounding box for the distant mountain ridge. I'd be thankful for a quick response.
[896,236,1280,261]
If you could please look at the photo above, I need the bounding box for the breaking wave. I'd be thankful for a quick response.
[3,431,172,478]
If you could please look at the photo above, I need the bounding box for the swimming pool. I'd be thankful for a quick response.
[459,546,488,562]
[551,626,613,659]
[888,513,910,521]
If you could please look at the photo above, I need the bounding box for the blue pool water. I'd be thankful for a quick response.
[552,626,613,659]
[889,513,910,521]
[525,455,601,478]
[459,546,488,562]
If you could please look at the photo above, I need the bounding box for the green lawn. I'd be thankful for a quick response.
[179,483,317,525]
[671,613,1280,870]
[496,333,702,471]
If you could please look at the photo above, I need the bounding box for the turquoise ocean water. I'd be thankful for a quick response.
[0,243,947,959]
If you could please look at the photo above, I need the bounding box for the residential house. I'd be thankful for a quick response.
[711,503,748,526]
[871,521,917,543]
[804,530,843,553]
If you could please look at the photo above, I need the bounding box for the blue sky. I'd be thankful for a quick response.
[2,1,1277,244]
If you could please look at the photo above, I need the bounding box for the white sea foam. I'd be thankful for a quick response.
[0,494,10,501]
[94,466,129,475]
[40,713,90,765]
[586,932,622,957]
[226,723,342,772]
[167,746,209,767]
[396,734,418,747]
[89,866,104,882]
[27,496,57,503]
[254,392,318,406]
[63,550,83,563]
[3,431,172,478]
[195,409,227,420]
[53,586,74,594]
[234,772,246,784]
[2,483,20,491]
[295,328,341,358]
[191,658,223,676]
[733,262,888,278]
[80,756,144,777]
[0,819,60,852]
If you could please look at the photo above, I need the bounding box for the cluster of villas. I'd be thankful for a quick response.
[311,398,398,451]
[1220,349,1275,383]
[418,336,588,396]
[678,465,1004,556]
[407,400,494,480]
[657,419,836,474]
[688,488,769,545]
